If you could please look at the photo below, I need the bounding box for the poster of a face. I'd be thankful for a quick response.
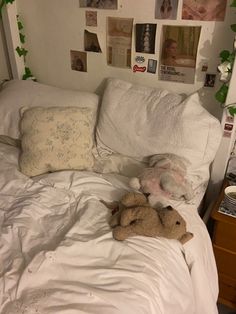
[70,50,87,72]
[159,25,201,84]
[79,0,117,10]
[182,0,227,21]
[107,17,133,68]
[135,24,157,54]
[155,0,179,20]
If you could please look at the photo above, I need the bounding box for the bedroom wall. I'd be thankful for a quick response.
[15,0,236,120]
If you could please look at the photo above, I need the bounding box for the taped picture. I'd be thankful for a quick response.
[80,0,118,10]
[135,24,157,54]
[107,17,133,68]
[155,0,179,20]
[159,25,201,84]
[70,50,87,72]
[182,0,227,21]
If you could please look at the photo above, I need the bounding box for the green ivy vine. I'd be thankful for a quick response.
[0,0,35,81]
[16,15,35,80]
[0,0,15,17]
[215,0,236,115]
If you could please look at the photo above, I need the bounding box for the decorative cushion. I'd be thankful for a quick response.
[19,106,95,176]
[96,78,222,182]
[0,79,99,138]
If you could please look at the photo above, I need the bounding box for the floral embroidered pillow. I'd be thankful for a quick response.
[19,106,95,176]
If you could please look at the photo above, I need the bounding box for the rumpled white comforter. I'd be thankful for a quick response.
[0,143,218,314]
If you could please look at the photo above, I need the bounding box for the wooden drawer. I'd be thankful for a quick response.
[213,221,236,251]
[213,245,236,280]
[219,273,236,306]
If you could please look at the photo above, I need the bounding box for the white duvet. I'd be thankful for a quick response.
[0,143,218,314]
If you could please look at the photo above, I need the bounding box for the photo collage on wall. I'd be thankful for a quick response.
[72,0,227,84]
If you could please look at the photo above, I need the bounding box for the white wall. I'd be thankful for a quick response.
[16,0,235,120]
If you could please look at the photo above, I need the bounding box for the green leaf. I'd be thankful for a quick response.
[15,46,28,57]
[228,106,236,116]
[228,53,235,65]
[17,20,23,30]
[215,84,229,103]
[22,67,34,80]
[231,0,236,7]
[231,24,236,32]
[19,33,25,44]
[0,0,5,16]
[220,50,230,62]
[0,0,15,18]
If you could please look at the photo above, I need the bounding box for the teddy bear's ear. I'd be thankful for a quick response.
[121,192,147,207]
[179,232,193,245]
[100,200,119,210]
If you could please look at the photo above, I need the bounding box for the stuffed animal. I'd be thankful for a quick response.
[106,192,193,244]
[129,153,194,206]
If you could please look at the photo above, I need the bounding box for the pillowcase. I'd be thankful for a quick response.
[19,106,95,177]
[96,78,222,183]
[0,80,99,138]
[96,77,184,157]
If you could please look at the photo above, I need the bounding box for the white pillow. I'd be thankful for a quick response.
[96,78,222,182]
[96,78,183,157]
[0,80,99,138]
[19,106,95,177]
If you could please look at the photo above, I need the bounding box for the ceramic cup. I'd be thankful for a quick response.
[224,185,236,213]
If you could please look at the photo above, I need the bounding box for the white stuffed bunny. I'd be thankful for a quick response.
[129,153,194,206]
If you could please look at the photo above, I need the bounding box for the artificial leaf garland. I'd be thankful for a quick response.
[0,0,35,81]
[215,0,236,114]
[0,0,15,14]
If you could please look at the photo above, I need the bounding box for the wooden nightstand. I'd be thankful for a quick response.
[211,181,236,309]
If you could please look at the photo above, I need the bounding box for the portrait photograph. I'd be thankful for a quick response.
[80,0,118,10]
[155,0,179,20]
[159,25,201,83]
[204,73,216,87]
[70,50,87,72]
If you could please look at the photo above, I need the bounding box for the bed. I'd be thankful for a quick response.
[0,78,222,314]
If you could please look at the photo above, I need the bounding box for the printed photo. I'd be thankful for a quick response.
[182,0,227,21]
[85,11,97,27]
[84,30,102,52]
[107,17,133,68]
[135,24,157,54]
[204,73,216,87]
[159,25,201,84]
[147,59,157,74]
[155,0,179,20]
[80,0,118,10]
[70,50,87,72]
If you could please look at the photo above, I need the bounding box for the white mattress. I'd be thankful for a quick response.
[0,143,218,314]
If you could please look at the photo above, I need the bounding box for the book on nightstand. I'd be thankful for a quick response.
[218,200,236,218]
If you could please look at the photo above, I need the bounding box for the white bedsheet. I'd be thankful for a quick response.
[0,143,218,314]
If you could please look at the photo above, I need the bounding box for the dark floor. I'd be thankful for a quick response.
[218,303,236,314]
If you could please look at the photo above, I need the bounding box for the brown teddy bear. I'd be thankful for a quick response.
[105,192,193,244]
